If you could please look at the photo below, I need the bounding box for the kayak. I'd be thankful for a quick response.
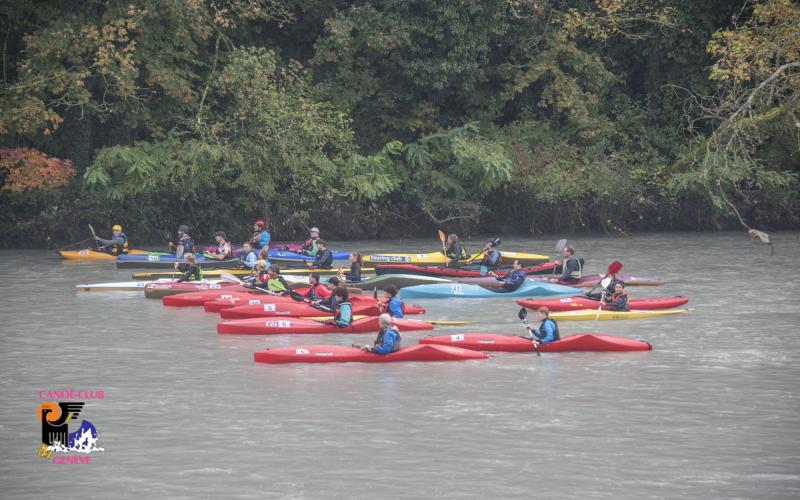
[517,296,689,312]
[217,315,434,335]
[163,291,262,307]
[219,300,425,319]
[455,274,662,288]
[420,333,652,352]
[131,267,376,279]
[142,275,315,299]
[373,262,565,277]
[254,344,488,364]
[364,250,549,266]
[398,281,581,299]
[266,249,350,263]
[115,253,242,269]
[75,278,221,292]
[59,249,153,261]
[202,292,378,312]
[548,309,689,321]
[342,274,451,290]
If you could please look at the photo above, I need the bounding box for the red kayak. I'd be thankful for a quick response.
[373,262,561,277]
[220,301,425,319]
[144,281,247,299]
[218,315,433,335]
[163,290,261,307]
[202,293,384,313]
[517,296,688,312]
[254,344,488,364]
[420,333,651,352]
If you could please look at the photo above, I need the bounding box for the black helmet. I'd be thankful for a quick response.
[487,237,501,247]
[178,224,190,233]
[213,231,226,239]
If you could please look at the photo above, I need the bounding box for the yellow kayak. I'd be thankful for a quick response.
[131,267,376,279]
[549,309,689,321]
[364,250,549,266]
[59,249,151,261]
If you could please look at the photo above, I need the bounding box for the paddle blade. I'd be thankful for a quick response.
[518,307,528,320]
[437,229,446,243]
[607,260,623,274]
[220,273,242,283]
[555,239,568,254]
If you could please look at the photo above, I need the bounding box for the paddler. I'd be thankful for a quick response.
[301,227,321,256]
[605,282,629,311]
[488,259,527,291]
[249,220,271,250]
[359,314,401,354]
[548,245,581,284]
[529,307,559,345]
[245,263,290,295]
[444,233,468,266]
[379,285,404,318]
[243,259,269,287]
[93,224,128,255]
[239,242,258,270]
[480,237,502,271]
[324,287,352,328]
[303,273,332,302]
[209,231,232,261]
[314,277,340,308]
[169,225,195,262]
[585,271,623,301]
[306,240,333,269]
[175,253,203,283]
[338,251,363,282]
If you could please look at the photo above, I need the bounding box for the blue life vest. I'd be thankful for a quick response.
[335,301,352,328]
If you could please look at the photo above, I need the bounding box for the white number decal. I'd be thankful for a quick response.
[559,298,571,302]
[265,320,291,328]
[450,284,463,295]
[262,304,276,311]
[450,334,464,341]
[147,255,160,262]
[295,348,309,355]
[79,250,88,255]
[221,294,233,299]
[209,284,220,289]
[248,299,261,305]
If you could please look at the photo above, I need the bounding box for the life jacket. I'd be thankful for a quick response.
[179,235,196,254]
[306,283,328,301]
[240,250,257,266]
[181,264,203,281]
[386,297,404,318]
[446,242,468,260]
[314,249,333,269]
[111,232,128,255]
[334,301,352,327]
[544,318,559,340]
[375,327,401,352]
[303,237,319,254]
[609,291,629,311]
[267,275,290,293]
[215,241,230,257]
[481,249,502,268]
[566,256,582,280]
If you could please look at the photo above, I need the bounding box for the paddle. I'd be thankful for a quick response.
[594,291,607,320]
[517,308,540,356]
[88,224,101,251]
[220,272,333,311]
[585,260,623,296]
[552,239,568,275]
[302,315,472,326]
[438,229,446,254]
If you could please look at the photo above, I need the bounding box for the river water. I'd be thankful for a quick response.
[1,231,798,499]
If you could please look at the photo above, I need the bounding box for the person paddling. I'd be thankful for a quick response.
[444,233,468,266]
[314,276,340,308]
[380,285,404,318]
[306,240,333,269]
[359,314,401,354]
[549,245,581,284]
[529,307,559,345]
[239,242,258,270]
[585,271,623,301]
[301,227,321,256]
[243,259,269,287]
[93,224,128,255]
[169,225,195,262]
[605,282,629,311]
[303,273,332,302]
[480,237,502,271]
[175,253,203,283]
[488,259,526,291]
[209,231,232,261]
[339,251,363,282]
[246,264,290,295]
[249,220,271,250]
[324,287,352,328]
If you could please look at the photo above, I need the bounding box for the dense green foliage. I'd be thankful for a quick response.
[1,0,797,246]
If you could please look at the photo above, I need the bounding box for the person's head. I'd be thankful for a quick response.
[112,224,122,235]
[309,227,320,237]
[349,251,362,263]
[268,264,280,277]
[383,285,399,298]
[447,234,459,245]
[563,245,574,257]
[485,237,500,250]
[614,281,625,293]
[255,259,267,271]
[242,242,252,252]
[326,276,340,289]
[178,224,190,236]
[213,231,226,243]
[317,240,327,250]
[309,272,321,286]
[512,259,522,270]
[258,248,269,259]
[183,252,196,264]
[379,313,392,328]
[254,220,266,231]
[536,306,550,320]
[334,287,349,301]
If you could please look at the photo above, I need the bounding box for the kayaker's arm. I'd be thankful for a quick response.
[95,235,125,248]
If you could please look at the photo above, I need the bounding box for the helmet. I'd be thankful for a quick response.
[487,237,501,247]
[213,231,226,239]
[255,220,265,228]
[112,224,122,232]
[310,227,320,233]
[178,225,190,233]
[255,259,267,268]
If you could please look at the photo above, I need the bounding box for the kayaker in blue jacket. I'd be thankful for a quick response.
[306,240,333,269]
[93,224,128,255]
[325,287,352,328]
[605,282,629,311]
[549,245,581,284]
[480,237,502,271]
[489,259,527,291]
[380,285,404,318]
[360,314,401,354]
[249,220,271,250]
[169,225,195,263]
[175,253,203,283]
[239,242,258,270]
[530,307,559,344]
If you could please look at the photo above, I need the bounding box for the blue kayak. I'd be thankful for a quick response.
[398,280,581,299]
[267,250,350,262]
[116,250,350,269]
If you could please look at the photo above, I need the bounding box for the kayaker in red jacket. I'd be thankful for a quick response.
[303,273,332,302]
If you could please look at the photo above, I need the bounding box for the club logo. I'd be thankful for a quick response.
[37,396,104,463]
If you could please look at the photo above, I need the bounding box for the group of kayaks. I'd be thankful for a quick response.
[66,238,689,365]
